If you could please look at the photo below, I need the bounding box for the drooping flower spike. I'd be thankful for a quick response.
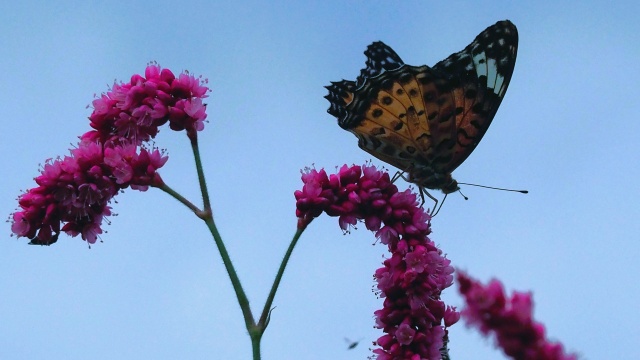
[295,164,459,359]
[11,143,168,245]
[11,64,208,245]
[457,272,577,360]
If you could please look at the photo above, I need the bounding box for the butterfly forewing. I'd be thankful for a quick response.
[325,20,518,193]
[433,20,518,171]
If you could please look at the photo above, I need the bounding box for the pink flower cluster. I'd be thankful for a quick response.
[457,272,577,360]
[82,64,209,146]
[295,164,459,359]
[11,65,209,245]
[11,144,167,245]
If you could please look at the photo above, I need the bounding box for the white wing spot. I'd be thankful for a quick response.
[472,52,487,78]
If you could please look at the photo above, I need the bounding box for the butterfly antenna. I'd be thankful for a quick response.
[458,183,528,194]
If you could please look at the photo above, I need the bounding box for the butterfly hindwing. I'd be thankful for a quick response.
[325,20,518,193]
[355,41,405,87]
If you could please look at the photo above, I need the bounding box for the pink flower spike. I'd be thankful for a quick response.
[294,164,455,359]
[86,64,210,145]
[11,139,168,245]
[458,272,577,360]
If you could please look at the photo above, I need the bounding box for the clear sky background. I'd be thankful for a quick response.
[1,1,638,359]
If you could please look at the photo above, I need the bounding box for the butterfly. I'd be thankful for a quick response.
[325,20,518,201]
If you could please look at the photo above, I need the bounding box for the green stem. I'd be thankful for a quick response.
[258,228,305,327]
[250,328,262,360]
[156,183,256,336]
[156,182,201,214]
[156,130,306,360]
[187,133,255,326]
[204,216,256,335]
[189,129,211,213]
[441,332,451,360]
[182,130,261,358]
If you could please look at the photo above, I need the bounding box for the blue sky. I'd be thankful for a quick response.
[1,1,639,359]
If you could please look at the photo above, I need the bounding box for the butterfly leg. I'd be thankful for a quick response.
[392,171,441,214]
[391,171,405,183]
[420,188,440,216]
